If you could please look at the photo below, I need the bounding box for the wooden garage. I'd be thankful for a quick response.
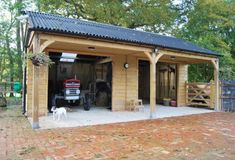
[21,11,220,128]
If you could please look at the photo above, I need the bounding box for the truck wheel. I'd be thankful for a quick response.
[84,94,91,111]
[84,104,90,111]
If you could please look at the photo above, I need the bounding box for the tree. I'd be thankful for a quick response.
[0,0,25,95]
[1,0,234,85]
[1,1,16,95]
[174,0,235,81]
[36,0,178,33]
[16,0,24,80]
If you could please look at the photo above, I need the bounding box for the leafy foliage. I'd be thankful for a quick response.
[36,0,178,33]
[174,0,235,81]
[0,0,235,84]
[0,0,24,82]
[27,52,54,66]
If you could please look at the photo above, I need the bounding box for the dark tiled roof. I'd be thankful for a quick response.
[24,11,220,56]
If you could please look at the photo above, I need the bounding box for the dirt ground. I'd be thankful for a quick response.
[0,106,235,160]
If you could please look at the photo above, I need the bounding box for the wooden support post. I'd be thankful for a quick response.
[145,50,164,118]
[185,81,188,105]
[210,80,215,108]
[150,55,156,118]
[32,33,40,129]
[211,59,219,111]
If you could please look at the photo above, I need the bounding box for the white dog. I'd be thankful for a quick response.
[51,106,67,121]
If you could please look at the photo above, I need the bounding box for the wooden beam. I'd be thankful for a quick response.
[40,33,152,53]
[96,57,112,64]
[160,50,216,61]
[40,33,215,64]
[162,47,218,58]
[144,51,211,65]
[32,33,40,129]
[39,32,219,62]
[138,56,208,64]
[154,52,164,63]
[136,57,202,64]
[27,43,33,53]
[40,40,55,52]
[159,59,188,64]
[143,51,154,64]
[46,48,115,57]
[26,31,35,53]
[211,59,220,111]
[211,59,219,71]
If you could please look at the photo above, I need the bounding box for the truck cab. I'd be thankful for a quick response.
[63,79,80,102]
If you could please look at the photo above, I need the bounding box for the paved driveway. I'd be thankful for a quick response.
[0,106,235,160]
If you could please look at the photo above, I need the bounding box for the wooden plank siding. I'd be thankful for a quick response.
[126,56,138,108]
[177,64,188,106]
[26,57,49,117]
[112,55,126,111]
[112,55,138,111]
[38,64,49,116]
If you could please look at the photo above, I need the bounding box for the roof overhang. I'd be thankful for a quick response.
[22,11,221,58]
[27,27,222,58]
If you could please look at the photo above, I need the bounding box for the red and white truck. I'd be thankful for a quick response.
[53,79,91,111]
[63,79,80,101]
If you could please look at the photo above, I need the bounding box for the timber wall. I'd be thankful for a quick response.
[26,60,33,116]
[26,62,48,117]
[177,64,188,106]
[112,55,138,111]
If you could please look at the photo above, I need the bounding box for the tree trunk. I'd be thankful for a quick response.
[6,35,14,97]
[16,0,23,81]
[0,50,3,81]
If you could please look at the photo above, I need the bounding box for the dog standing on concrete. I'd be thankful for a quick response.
[51,106,67,121]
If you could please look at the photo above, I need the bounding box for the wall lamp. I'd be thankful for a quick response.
[124,63,129,69]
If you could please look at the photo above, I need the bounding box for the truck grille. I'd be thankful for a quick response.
[67,89,77,95]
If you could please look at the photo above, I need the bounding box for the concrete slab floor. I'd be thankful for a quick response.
[28,105,214,129]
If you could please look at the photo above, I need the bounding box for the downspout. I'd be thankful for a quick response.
[22,65,27,115]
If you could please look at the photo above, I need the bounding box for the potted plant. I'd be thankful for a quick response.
[27,52,54,66]
[170,99,177,107]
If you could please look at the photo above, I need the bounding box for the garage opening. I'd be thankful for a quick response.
[48,52,112,112]
[138,60,177,105]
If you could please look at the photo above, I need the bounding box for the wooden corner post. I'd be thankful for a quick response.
[32,33,40,129]
[150,53,156,118]
[211,59,219,111]
[144,50,163,118]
